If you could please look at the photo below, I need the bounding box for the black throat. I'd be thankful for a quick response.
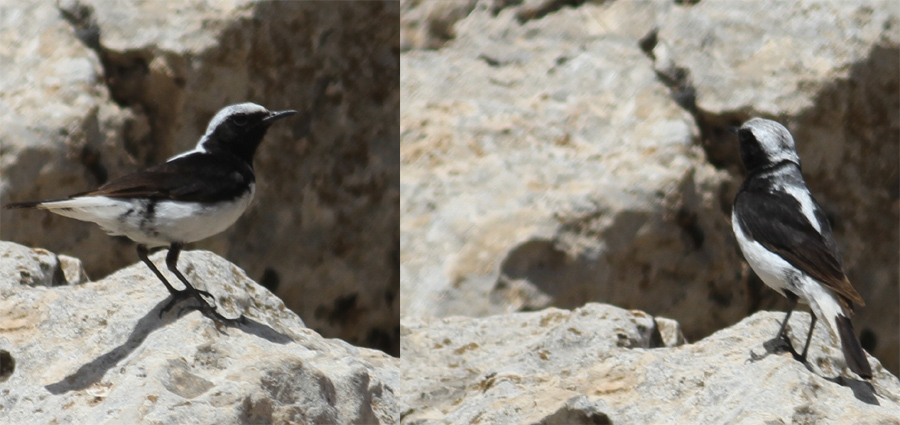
[201,126,270,166]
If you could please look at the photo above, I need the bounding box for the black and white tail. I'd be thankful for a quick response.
[836,315,872,379]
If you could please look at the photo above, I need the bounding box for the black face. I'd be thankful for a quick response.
[206,110,295,164]
[738,128,769,172]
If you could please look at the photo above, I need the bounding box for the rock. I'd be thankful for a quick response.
[0,241,86,288]
[0,242,398,424]
[400,303,900,424]
[400,0,478,50]
[400,0,898,373]
[401,0,741,347]
[0,0,400,355]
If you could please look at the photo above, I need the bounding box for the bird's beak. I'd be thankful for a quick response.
[725,126,740,135]
[263,110,298,123]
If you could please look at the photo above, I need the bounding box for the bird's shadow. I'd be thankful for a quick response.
[45,296,293,395]
[748,335,879,406]
[824,376,879,405]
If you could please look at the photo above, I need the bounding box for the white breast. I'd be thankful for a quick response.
[731,209,797,297]
[146,184,255,245]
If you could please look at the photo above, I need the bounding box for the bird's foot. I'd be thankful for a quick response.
[750,334,798,363]
[159,288,245,328]
[159,287,216,318]
[179,302,247,329]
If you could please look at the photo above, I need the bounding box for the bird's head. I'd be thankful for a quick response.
[199,102,297,163]
[736,118,801,172]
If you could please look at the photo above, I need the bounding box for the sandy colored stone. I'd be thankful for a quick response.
[401,303,900,424]
[0,242,398,424]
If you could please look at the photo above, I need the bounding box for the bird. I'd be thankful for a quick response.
[731,117,871,379]
[5,102,297,325]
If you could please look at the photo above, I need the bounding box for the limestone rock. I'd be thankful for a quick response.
[0,241,87,288]
[0,0,400,355]
[0,242,398,424]
[400,0,478,51]
[401,0,741,347]
[400,0,898,373]
[400,303,900,424]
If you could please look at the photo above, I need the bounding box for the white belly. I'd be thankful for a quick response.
[732,210,844,338]
[39,185,255,247]
[732,210,796,297]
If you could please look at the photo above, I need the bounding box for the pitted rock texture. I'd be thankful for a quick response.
[400,303,900,424]
[0,241,398,424]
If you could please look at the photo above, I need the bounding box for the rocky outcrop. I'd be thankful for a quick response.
[0,242,397,424]
[400,303,900,424]
[400,0,899,373]
[0,0,399,355]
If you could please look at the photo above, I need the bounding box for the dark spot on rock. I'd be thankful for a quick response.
[0,350,16,382]
[638,28,658,56]
[537,398,613,425]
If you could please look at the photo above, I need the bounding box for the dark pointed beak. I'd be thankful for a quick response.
[725,126,739,135]
[263,109,298,123]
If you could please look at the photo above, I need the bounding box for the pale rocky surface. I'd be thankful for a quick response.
[0,241,398,424]
[0,0,399,355]
[400,303,900,424]
[400,0,899,373]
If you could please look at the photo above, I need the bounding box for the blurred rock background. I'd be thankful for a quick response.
[400,0,899,374]
[0,0,399,355]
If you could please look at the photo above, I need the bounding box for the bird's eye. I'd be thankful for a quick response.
[232,116,249,126]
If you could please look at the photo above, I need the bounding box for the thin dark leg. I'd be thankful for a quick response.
[163,243,243,326]
[138,243,214,311]
[753,292,801,362]
[774,292,799,340]
[798,314,817,362]
[765,291,807,360]
[165,243,215,305]
[137,244,179,294]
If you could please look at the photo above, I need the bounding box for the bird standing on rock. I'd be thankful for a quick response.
[5,103,297,326]
[731,117,872,379]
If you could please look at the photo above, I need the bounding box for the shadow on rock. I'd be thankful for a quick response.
[45,296,292,395]
[825,376,879,406]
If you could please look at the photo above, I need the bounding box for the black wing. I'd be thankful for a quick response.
[734,188,864,307]
[75,153,254,203]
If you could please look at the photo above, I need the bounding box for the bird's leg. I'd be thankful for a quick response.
[137,243,214,317]
[137,244,179,294]
[765,292,804,359]
[753,292,802,362]
[163,243,216,307]
[163,244,245,326]
[138,244,241,326]
[774,293,796,340]
[798,313,817,363]
[138,244,215,303]
[138,244,200,317]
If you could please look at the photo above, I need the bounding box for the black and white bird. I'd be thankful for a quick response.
[731,118,871,379]
[5,102,296,324]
